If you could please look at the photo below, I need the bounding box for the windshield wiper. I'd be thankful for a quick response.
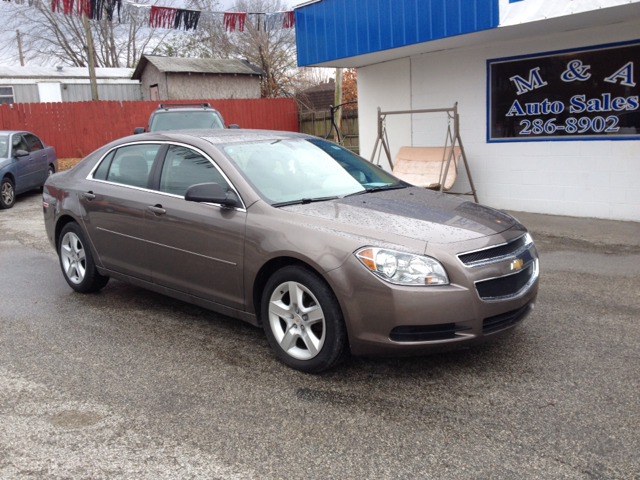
[272,196,339,207]
[344,185,407,197]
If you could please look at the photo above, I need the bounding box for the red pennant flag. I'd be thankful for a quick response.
[224,12,246,32]
[283,11,294,28]
[149,6,177,28]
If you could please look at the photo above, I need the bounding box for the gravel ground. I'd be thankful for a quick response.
[1,190,639,479]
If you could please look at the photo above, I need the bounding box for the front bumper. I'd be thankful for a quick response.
[323,233,539,357]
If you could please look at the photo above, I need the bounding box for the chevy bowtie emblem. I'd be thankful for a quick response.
[510,259,524,271]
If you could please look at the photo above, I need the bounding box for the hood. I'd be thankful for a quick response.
[280,187,516,246]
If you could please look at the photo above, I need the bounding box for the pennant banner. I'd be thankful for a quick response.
[38,0,294,32]
[149,5,176,28]
[283,10,294,28]
[223,12,246,32]
[174,8,200,31]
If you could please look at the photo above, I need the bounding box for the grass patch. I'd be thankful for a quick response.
[58,158,83,171]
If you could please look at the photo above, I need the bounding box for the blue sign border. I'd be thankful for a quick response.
[486,39,640,143]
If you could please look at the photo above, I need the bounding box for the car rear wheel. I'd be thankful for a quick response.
[58,222,109,293]
[40,165,55,192]
[0,177,15,209]
[262,265,347,373]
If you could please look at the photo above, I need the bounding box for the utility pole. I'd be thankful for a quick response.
[333,68,343,143]
[82,14,99,101]
[16,30,24,67]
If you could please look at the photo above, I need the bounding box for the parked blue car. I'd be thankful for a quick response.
[0,130,58,209]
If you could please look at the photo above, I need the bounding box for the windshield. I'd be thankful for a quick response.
[0,135,8,158]
[222,138,403,205]
[149,111,225,132]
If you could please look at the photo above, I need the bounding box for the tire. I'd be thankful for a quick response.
[40,165,55,192]
[261,265,348,373]
[0,177,15,209]
[58,222,109,293]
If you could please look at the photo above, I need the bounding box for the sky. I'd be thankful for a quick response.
[0,0,298,66]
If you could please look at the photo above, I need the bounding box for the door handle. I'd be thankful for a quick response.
[147,205,166,215]
[82,191,96,200]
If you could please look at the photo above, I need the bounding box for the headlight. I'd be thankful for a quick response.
[355,247,449,286]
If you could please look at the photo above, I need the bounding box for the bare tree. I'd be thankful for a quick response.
[154,0,232,59]
[0,1,173,68]
[229,0,297,98]
[156,0,297,97]
[294,67,333,91]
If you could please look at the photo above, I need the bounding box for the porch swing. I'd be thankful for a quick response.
[370,103,478,203]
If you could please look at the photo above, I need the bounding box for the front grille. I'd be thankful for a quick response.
[483,302,532,334]
[476,262,535,300]
[459,235,528,266]
[389,323,471,342]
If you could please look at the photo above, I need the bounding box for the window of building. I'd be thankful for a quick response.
[0,87,15,104]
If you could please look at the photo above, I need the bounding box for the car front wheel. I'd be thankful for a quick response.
[262,265,347,373]
[0,177,15,209]
[58,222,109,293]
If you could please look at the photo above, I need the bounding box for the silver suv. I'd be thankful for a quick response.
[133,103,239,134]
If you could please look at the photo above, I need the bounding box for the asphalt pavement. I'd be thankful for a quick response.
[1,190,639,479]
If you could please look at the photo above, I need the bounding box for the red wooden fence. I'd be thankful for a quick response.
[0,98,299,158]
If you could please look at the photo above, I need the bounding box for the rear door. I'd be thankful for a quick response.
[143,144,247,310]
[10,134,39,191]
[24,133,48,184]
[79,143,163,282]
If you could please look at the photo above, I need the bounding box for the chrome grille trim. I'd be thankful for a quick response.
[457,233,533,267]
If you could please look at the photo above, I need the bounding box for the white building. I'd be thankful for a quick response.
[0,66,141,103]
[294,0,640,222]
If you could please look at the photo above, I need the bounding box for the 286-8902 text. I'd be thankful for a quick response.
[519,116,620,135]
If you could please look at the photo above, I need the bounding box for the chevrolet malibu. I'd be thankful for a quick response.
[43,130,539,372]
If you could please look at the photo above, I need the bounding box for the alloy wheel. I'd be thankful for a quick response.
[60,232,86,284]
[268,281,326,360]
[1,181,14,206]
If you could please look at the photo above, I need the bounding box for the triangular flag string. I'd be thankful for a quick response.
[10,0,295,31]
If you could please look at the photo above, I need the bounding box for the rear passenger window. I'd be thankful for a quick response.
[105,144,160,188]
[93,151,115,180]
[24,133,44,152]
[159,146,229,197]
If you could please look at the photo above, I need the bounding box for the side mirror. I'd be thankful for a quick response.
[15,149,29,157]
[133,127,146,135]
[228,124,240,129]
[185,182,242,208]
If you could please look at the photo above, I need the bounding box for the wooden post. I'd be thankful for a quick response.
[16,30,24,67]
[83,15,99,101]
[334,68,342,143]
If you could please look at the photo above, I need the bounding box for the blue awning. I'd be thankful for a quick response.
[295,0,500,67]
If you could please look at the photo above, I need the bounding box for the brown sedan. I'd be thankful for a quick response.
[43,130,539,372]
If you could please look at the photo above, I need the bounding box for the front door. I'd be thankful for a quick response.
[144,145,246,310]
[150,85,159,101]
[80,143,163,282]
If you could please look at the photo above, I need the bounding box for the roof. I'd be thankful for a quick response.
[0,66,135,79]
[132,56,265,80]
[296,81,335,111]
